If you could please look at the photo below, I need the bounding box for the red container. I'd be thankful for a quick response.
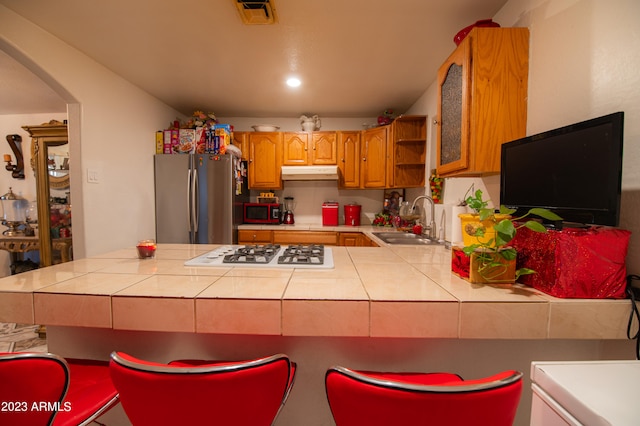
[453,19,500,45]
[322,202,339,226]
[344,204,361,226]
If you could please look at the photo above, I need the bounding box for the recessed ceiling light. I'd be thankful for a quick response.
[286,77,301,88]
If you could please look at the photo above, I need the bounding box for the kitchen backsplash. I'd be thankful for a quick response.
[250,181,387,225]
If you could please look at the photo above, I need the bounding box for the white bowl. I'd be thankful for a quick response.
[252,124,280,132]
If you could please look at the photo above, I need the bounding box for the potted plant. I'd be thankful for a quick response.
[459,190,562,283]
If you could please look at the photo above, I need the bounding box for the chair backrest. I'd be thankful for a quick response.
[326,366,523,426]
[109,351,295,426]
[0,352,70,426]
[52,358,120,426]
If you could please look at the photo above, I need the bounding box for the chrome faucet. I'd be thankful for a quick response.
[411,195,436,239]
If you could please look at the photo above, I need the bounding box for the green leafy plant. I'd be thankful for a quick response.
[462,190,562,282]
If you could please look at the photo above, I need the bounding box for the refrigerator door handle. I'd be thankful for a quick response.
[192,168,199,231]
[187,168,193,233]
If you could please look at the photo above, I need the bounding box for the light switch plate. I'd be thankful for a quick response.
[87,168,100,183]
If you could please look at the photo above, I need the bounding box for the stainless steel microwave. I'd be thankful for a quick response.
[243,203,281,224]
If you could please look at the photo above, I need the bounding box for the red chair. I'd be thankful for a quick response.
[325,366,523,426]
[0,352,119,426]
[109,351,296,426]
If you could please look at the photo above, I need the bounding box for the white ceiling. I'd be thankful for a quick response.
[0,0,508,118]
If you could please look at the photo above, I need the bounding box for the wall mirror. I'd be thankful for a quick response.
[23,120,71,266]
[29,123,70,190]
[45,144,70,189]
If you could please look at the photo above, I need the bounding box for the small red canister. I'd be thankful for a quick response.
[344,203,361,226]
[322,202,339,226]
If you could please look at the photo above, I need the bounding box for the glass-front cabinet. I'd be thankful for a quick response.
[437,43,470,176]
[436,27,529,177]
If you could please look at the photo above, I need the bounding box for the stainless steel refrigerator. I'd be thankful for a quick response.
[154,154,249,244]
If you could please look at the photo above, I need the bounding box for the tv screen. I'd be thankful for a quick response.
[500,112,624,227]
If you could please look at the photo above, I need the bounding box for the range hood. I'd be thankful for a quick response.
[281,165,339,181]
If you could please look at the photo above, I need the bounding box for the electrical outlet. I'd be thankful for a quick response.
[87,169,100,183]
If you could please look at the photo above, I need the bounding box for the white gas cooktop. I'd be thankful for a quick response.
[184,244,335,269]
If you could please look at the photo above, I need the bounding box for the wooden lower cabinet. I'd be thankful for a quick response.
[339,232,362,246]
[238,230,273,244]
[238,230,377,246]
[273,231,337,246]
[338,232,377,246]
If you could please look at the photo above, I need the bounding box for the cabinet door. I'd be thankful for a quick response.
[436,40,471,176]
[273,231,337,245]
[338,232,362,246]
[469,28,529,174]
[238,230,273,244]
[436,28,529,177]
[232,131,248,161]
[283,132,308,165]
[337,131,361,188]
[311,132,337,165]
[248,133,283,189]
[361,126,388,188]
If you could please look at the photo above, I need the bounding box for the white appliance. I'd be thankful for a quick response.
[530,360,640,425]
[154,154,249,244]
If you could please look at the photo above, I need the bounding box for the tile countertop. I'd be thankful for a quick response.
[0,228,631,339]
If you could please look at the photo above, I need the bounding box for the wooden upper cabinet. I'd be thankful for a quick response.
[436,27,529,177]
[283,132,309,165]
[387,116,427,188]
[339,121,426,190]
[311,131,337,164]
[283,131,337,165]
[232,131,249,161]
[248,132,283,189]
[337,131,361,189]
[361,125,388,188]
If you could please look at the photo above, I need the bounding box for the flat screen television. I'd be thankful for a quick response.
[500,112,624,228]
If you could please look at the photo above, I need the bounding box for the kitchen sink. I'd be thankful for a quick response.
[372,231,438,245]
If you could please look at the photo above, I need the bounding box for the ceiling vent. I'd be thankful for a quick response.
[235,0,278,25]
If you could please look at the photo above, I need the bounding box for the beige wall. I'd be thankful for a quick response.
[408,0,640,273]
[0,5,182,258]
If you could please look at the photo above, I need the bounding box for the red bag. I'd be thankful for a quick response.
[512,226,630,298]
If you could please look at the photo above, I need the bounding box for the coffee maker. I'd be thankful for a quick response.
[283,196,295,224]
